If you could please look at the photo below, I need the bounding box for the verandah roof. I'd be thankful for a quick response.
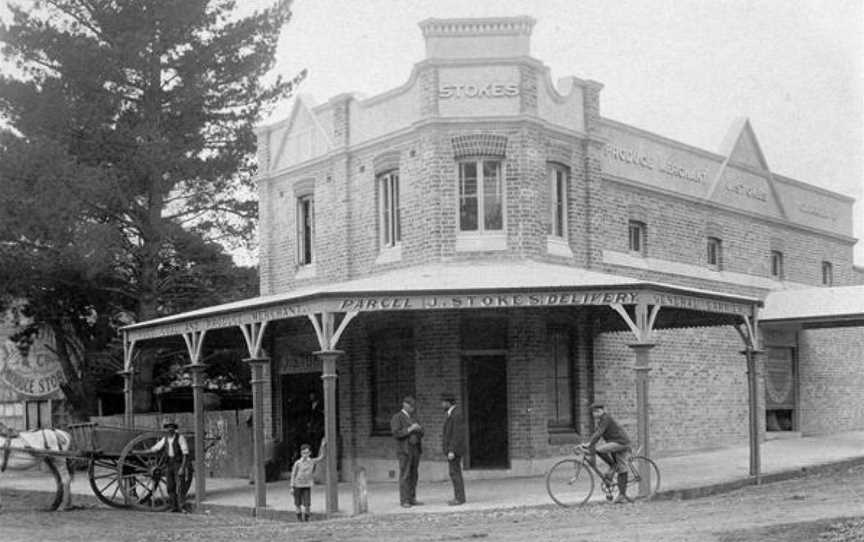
[123,260,762,343]
[761,284,864,325]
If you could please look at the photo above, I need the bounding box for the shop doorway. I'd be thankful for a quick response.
[281,373,326,464]
[764,347,797,432]
[464,354,509,469]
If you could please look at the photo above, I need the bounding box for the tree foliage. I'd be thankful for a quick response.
[0,0,302,418]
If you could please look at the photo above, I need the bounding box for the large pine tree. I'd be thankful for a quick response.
[0,0,302,417]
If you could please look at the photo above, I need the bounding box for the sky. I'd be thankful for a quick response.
[261,0,864,265]
[1,0,861,265]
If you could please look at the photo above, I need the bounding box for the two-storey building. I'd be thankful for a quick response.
[124,17,863,498]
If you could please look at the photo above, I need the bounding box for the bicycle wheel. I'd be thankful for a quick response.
[627,456,661,499]
[546,459,595,507]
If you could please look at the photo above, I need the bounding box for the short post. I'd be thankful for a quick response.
[629,342,655,497]
[314,350,342,517]
[245,357,270,511]
[352,466,368,515]
[187,363,207,509]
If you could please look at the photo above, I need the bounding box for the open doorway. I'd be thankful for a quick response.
[281,373,326,465]
[464,354,509,469]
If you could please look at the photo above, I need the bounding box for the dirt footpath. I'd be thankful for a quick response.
[2,464,864,542]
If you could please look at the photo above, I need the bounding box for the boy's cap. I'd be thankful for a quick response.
[300,443,311,451]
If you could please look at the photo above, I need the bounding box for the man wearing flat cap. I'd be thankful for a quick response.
[391,396,424,507]
[440,392,466,505]
[148,420,190,512]
[586,403,633,504]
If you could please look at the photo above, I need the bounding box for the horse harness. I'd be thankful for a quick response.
[1,428,52,472]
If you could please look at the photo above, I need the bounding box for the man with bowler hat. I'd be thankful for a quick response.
[391,396,424,507]
[147,419,190,512]
[440,392,466,505]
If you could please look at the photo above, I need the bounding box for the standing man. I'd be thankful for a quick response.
[148,420,190,512]
[440,392,466,505]
[390,395,424,508]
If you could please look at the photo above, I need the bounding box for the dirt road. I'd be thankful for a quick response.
[2,464,864,542]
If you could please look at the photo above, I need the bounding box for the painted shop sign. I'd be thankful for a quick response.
[603,143,707,184]
[725,181,768,202]
[798,203,836,222]
[0,334,66,397]
[438,83,519,99]
[127,288,753,342]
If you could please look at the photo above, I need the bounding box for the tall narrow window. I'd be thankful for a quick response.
[459,159,503,232]
[548,165,568,238]
[707,237,722,269]
[821,261,833,286]
[378,171,401,248]
[297,195,314,265]
[548,326,574,430]
[770,251,784,280]
[628,220,646,255]
[371,328,414,433]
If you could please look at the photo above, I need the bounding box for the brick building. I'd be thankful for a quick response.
[123,17,862,510]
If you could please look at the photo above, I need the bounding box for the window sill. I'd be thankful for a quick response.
[546,236,573,258]
[455,232,506,252]
[375,244,402,265]
[548,432,582,446]
[295,263,316,279]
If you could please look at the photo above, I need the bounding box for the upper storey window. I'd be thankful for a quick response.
[770,251,784,280]
[296,194,314,266]
[706,237,722,270]
[378,171,401,248]
[628,220,646,255]
[459,159,503,232]
[821,261,833,286]
[547,164,568,239]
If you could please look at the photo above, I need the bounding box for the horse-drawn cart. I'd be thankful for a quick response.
[68,422,198,511]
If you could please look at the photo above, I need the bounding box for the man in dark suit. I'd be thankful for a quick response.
[440,392,466,505]
[390,395,424,508]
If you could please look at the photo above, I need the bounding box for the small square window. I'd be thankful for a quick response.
[770,251,784,280]
[628,221,646,255]
[821,261,833,286]
[707,237,722,269]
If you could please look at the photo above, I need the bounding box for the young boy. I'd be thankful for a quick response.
[290,439,326,521]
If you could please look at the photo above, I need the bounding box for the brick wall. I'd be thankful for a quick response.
[797,327,864,435]
[593,326,756,453]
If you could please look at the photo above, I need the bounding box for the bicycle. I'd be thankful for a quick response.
[545,443,661,507]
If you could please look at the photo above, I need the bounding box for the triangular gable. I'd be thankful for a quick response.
[269,95,333,172]
[721,118,770,171]
[707,118,786,219]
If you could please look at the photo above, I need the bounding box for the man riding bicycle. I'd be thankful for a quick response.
[586,403,632,504]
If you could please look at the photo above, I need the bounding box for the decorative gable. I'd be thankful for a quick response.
[266,96,333,172]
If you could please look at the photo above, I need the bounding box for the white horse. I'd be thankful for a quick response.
[0,427,74,511]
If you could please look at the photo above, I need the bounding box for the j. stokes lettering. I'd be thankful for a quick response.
[339,292,639,311]
[438,83,520,99]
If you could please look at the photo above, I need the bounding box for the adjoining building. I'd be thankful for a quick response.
[121,17,863,512]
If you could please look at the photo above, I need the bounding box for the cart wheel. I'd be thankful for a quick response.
[88,457,131,508]
[118,432,173,512]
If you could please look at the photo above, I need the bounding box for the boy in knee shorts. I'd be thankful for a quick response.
[290,440,326,521]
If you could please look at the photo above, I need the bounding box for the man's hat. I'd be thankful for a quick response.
[589,402,605,411]
[163,420,179,429]
[440,392,456,403]
[402,396,416,406]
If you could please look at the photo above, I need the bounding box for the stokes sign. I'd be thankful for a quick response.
[0,330,65,397]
